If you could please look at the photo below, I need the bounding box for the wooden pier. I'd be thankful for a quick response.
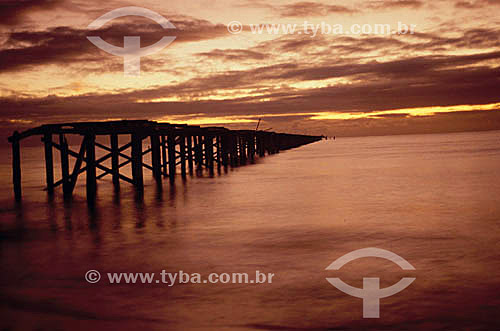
[8,120,323,203]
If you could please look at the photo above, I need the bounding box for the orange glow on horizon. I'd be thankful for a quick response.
[152,102,500,126]
[309,103,500,120]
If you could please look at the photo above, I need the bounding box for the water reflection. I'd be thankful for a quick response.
[1,131,500,330]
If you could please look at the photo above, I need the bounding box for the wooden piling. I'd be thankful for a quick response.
[86,133,97,202]
[161,135,167,178]
[110,134,120,191]
[205,135,214,174]
[150,134,162,185]
[131,133,143,190]
[59,134,71,198]
[195,136,203,170]
[69,137,86,194]
[167,133,176,183]
[220,134,229,167]
[239,136,247,165]
[179,135,187,179]
[216,135,221,169]
[257,134,265,157]
[43,133,54,195]
[247,135,254,162]
[12,132,21,201]
[186,135,194,174]
[230,135,237,167]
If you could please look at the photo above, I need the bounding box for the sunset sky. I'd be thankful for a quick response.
[1,0,499,140]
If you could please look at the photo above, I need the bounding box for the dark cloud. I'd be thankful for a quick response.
[225,50,500,83]
[455,0,500,8]
[367,0,425,9]
[2,26,498,121]
[1,49,498,125]
[1,3,499,139]
[0,17,228,73]
[236,0,356,17]
[279,2,357,17]
[274,36,326,52]
[455,1,480,8]
[401,28,500,51]
[251,27,500,60]
[196,49,267,61]
[0,0,64,25]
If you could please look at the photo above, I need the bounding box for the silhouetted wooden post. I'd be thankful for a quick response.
[86,133,97,202]
[266,134,273,155]
[59,134,71,198]
[216,135,221,170]
[255,134,262,157]
[69,138,86,194]
[252,135,257,160]
[43,133,54,195]
[239,136,247,165]
[161,135,167,177]
[186,135,194,174]
[150,134,162,185]
[192,136,198,167]
[260,135,265,157]
[131,133,143,190]
[247,135,255,162]
[12,132,21,201]
[167,133,176,183]
[110,134,120,191]
[221,135,229,167]
[195,136,203,170]
[205,135,214,174]
[179,135,187,179]
[230,135,237,167]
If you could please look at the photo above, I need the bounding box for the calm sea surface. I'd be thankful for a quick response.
[1,131,500,330]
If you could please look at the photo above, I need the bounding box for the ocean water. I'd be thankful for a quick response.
[1,131,499,330]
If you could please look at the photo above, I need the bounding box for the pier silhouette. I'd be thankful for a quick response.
[8,120,323,203]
